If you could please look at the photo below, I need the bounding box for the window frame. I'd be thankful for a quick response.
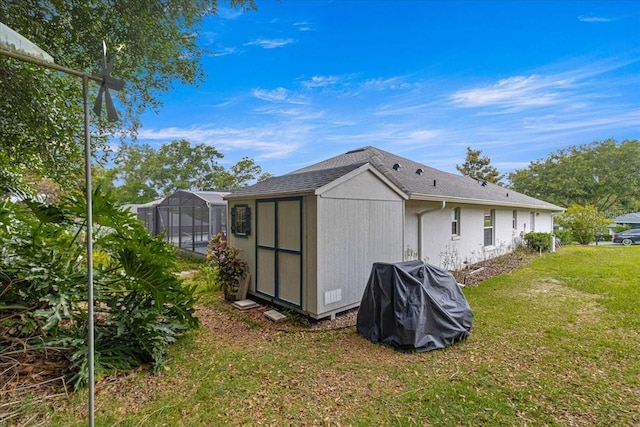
[512,210,518,230]
[483,208,495,247]
[451,207,461,236]
[231,204,251,237]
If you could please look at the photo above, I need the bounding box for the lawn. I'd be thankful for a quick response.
[15,246,640,426]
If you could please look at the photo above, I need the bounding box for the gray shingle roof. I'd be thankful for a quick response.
[228,146,564,210]
[614,212,640,224]
[226,163,366,198]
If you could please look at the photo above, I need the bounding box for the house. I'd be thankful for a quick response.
[613,212,640,229]
[225,146,564,319]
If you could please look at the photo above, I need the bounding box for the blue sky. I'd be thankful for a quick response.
[136,0,640,178]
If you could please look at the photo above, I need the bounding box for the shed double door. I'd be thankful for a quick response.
[255,198,302,307]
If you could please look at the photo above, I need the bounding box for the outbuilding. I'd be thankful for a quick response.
[137,190,229,255]
[226,146,563,319]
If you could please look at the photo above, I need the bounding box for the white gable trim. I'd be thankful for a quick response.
[315,163,408,200]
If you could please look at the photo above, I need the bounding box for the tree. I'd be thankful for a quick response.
[456,147,505,184]
[108,140,270,203]
[0,0,256,191]
[556,204,610,245]
[508,139,640,212]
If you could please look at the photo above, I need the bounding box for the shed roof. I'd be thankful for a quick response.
[613,211,640,224]
[228,146,564,210]
[226,163,367,198]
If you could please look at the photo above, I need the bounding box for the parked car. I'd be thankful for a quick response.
[611,229,640,245]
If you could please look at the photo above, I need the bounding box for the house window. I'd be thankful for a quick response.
[231,205,251,237]
[484,209,494,246]
[512,210,518,230]
[451,207,460,236]
[530,212,536,232]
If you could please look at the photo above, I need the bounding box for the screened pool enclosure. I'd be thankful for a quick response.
[137,190,229,255]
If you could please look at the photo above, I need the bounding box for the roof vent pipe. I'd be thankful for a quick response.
[433,179,436,186]
[416,168,424,175]
[392,163,401,170]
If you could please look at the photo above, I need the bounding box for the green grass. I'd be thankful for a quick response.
[18,246,640,426]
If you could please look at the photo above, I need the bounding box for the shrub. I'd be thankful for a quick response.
[206,233,247,301]
[0,188,199,390]
[557,205,610,245]
[554,229,573,245]
[524,232,552,252]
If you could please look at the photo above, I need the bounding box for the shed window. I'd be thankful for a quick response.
[483,209,494,247]
[451,207,460,236]
[231,205,251,237]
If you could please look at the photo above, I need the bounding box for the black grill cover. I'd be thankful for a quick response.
[356,260,473,352]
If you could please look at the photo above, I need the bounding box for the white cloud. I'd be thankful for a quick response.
[302,75,343,88]
[217,7,244,20]
[253,87,290,102]
[578,15,612,23]
[362,76,413,91]
[294,21,315,31]
[137,125,305,161]
[406,130,443,141]
[450,75,568,110]
[245,38,296,49]
[210,46,237,57]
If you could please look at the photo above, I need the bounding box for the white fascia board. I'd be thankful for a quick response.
[315,163,409,200]
[409,193,564,211]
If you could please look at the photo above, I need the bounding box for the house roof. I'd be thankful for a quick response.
[228,146,564,211]
[614,212,640,224]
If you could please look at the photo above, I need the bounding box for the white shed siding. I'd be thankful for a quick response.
[316,197,404,317]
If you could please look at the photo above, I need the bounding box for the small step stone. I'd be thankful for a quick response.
[232,299,259,310]
[264,310,287,323]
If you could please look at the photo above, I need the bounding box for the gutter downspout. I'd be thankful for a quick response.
[417,201,446,261]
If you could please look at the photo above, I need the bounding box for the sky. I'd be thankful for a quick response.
[136,0,640,179]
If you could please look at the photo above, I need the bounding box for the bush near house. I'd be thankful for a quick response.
[524,232,552,252]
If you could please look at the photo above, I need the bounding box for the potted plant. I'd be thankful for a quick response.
[206,233,247,301]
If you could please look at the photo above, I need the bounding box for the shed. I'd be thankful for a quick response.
[226,146,563,319]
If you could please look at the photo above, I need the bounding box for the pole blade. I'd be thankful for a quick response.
[93,86,104,116]
[104,88,119,122]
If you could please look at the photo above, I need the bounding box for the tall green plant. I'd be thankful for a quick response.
[0,187,199,389]
[206,233,247,301]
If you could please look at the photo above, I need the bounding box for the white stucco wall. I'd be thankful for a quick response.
[404,200,554,270]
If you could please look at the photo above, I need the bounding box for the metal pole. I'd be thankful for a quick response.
[83,75,96,427]
[2,35,121,427]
